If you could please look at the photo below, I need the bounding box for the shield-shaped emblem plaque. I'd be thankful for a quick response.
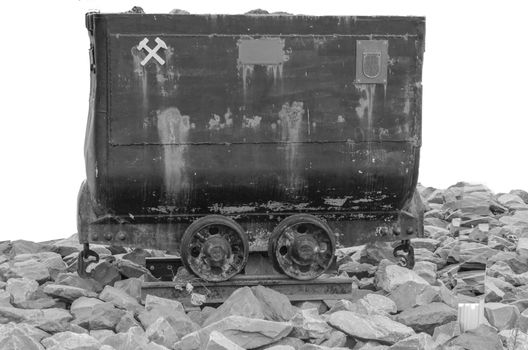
[355,40,388,84]
[363,52,381,78]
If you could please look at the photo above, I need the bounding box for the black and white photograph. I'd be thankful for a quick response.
[0,1,527,349]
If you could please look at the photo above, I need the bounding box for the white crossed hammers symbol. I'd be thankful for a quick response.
[137,37,167,66]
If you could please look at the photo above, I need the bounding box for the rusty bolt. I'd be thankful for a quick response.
[392,226,401,236]
[406,227,414,235]
[104,233,112,241]
[118,232,126,240]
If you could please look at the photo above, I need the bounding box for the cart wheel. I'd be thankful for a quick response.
[268,214,335,280]
[181,215,249,282]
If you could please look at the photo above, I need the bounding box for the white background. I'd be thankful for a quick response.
[1,1,526,242]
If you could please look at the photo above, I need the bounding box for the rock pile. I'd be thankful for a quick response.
[1,182,528,349]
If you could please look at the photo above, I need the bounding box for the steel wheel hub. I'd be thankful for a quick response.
[203,236,232,267]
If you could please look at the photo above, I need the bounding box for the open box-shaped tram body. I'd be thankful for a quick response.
[78,12,426,282]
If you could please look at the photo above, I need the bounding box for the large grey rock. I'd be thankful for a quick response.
[139,307,198,339]
[411,238,441,252]
[116,311,143,333]
[88,260,121,286]
[41,331,101,350]
[328,311,415,344]
[510,189,528,204]
[484,302,520,330]
[138,295,198,338]
[0,259,50,283]
[360,242,398,265]
[436,280,461,309]
[362,294,397,315]
[89,329,115,342]
[487,277,515,296]
[74,301,126,331]
[174,316,292,350]
[0,322,49,350]
[290,308,332,339]
[488,234,516,251]
[454,269,486,296]
[485,278,506,302]
[432,321,461,346]
[20,252,67,279]
[435,239,458,262]
[6,240,51,256]
[375,260,429,293]
[499,193,528,210]
[187,310,207,327]
[70,297,104,319]
[442,196,492,217]
[54,272,103,293]
[0,290,10,306]
[17,298,60,310]
[387,281,440,311]
[449,324,503,350]
[320,330,347,348]
[100,326,154,350]
[99,285,143,314]
[413,248,446,268]
[43,284,97,301]
[327,294,396,317]
[0,306,72,333]
[51,234,83,257]
[6,277,39,304]
[394,302,457,334]
[336,245,364,264]
[203,287,265,326]
[143,294,185,314]
[205,330,245,350]
[519,308,528,333]
[114,277,143,302]
[252,285,296,322]
[500,210,528,226]
[447,242,497,264]
[387,333,436,350]
[413,261,437,285]
[146,317,179,349]
[487,261,528,287]
[489,251,528,274]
